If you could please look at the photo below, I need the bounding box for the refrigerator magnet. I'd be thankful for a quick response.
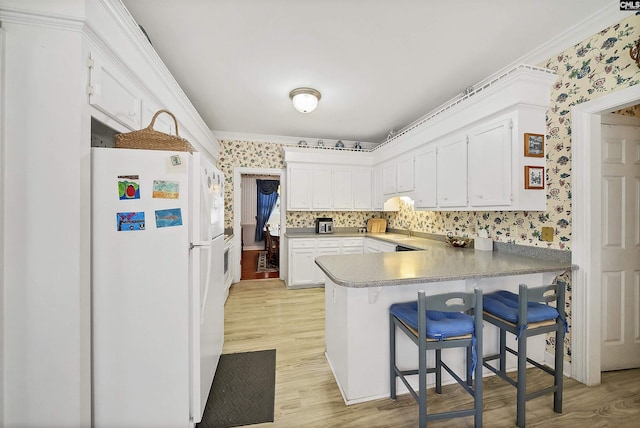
[116,212,145,231]
[118,175,140,200]
[152,180,180,199]
[167,155,187,173]
[155,208,182,228]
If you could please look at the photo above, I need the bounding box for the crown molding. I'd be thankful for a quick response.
[503,1,633,71]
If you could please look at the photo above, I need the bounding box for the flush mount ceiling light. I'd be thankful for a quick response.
[289,87,321,113]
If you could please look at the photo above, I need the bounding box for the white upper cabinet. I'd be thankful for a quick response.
[414,146,437,209]
[284,154,374,211]
[352,168,373,210]
[396,156,415,193]
[382,162,397,195]
[382,156,414,197]
[468,118,512,207]
[372,165,384,210]
[287,165,312,210]
[437,133,468,208]
[88,51,141,130]
[332,168,353,209]
[312,166,333,209]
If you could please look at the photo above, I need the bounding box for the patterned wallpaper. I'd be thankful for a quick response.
[218,13,640,361]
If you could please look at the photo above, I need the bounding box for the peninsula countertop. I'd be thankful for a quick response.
[315,238,574,288]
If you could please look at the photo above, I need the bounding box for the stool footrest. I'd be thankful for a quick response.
[483,362,518,388]
[441,361,474,395]
[426,408,477,422]
[527,385,559,401]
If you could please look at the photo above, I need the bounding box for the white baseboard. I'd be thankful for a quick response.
[545,351,573,378]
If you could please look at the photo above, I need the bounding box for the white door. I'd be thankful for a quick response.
[600,115,640,371]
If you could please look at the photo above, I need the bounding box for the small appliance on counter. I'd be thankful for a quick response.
[315,217,334,234]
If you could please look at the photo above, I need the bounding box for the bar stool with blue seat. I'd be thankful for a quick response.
[389,289,483,427]
[482,281,566,428]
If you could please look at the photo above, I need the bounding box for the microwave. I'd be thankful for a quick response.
[315,217,334,234]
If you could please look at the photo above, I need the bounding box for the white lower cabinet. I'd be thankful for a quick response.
[288,239,317,287]
[364,238,397,253]
[288,237,365,287]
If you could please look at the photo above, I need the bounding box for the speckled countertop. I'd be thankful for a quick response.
[312,235,574,288]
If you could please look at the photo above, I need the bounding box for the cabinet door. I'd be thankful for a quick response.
[382,163,397,195]
[352,168,372,210]
[89,51,141,130]
[332,168,353,210]
[289,248,316,286]
[437,135,468,207]
[396,157,415,193]
[414,147,437,209]
[468,119,512,207]
[315,247,340,283]
[288,165,312,210]
[312,166,332,210]
[373,166,384,210]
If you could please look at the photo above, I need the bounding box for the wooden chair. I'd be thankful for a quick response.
[264,225,278,267]
[389,289,483,427]
[482,281,566,427]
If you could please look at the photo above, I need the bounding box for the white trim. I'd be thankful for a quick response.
[232,167,286,283]
[0,26,5,424]
[509,0,631,69]
[571,85,640,386]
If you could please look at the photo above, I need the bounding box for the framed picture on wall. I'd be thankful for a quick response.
[524,166,544,189]
[524,133,544,157]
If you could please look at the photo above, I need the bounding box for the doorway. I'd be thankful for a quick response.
[232,167,286,283]
[239,173,281,280]
[572,84,640,386]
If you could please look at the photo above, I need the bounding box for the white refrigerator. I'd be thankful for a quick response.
[91,147,225,427]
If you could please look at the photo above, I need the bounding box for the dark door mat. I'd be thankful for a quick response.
[197,349,276,428]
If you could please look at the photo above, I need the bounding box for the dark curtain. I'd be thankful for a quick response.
[255,179,280,242]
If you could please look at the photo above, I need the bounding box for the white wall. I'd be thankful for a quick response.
[1,13,92,427]
[0,26,5,425]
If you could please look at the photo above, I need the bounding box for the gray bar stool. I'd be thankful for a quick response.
[482,281,566,427]
[389,289,483,427]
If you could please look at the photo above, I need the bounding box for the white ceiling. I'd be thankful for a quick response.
[122,0,621,144]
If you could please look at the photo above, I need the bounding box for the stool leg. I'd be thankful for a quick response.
[466,345,473,386]
[499,328,507,374]
[554,322,564,413]
[389,315,397,399]
[516,333,527,428]
[419,333,427,427]
[435,349,442,394]
[475,333,483,427]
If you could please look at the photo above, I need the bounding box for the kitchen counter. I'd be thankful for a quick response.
[317,233,574,405]
[315,240,573,288]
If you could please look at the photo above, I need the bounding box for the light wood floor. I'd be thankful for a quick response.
[223,279,640,427]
